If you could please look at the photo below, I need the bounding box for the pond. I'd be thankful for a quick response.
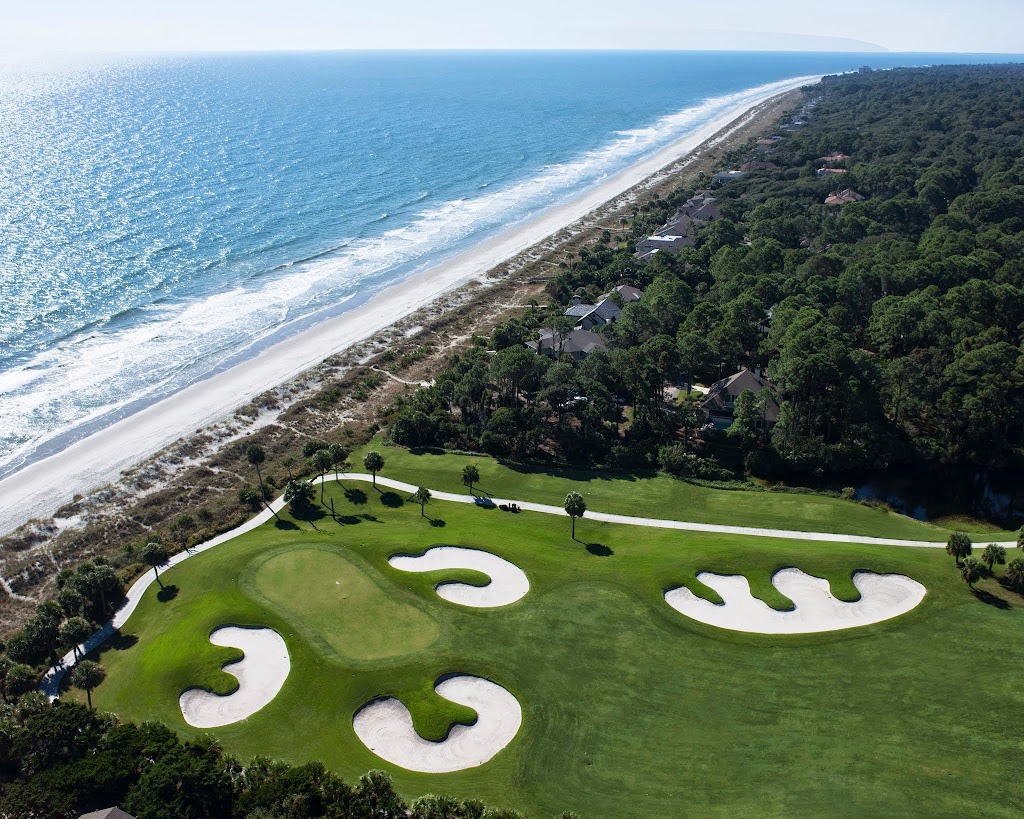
[848,468,1024,530]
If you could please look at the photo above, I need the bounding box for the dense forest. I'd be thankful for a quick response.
[0,693,546,819]
[384,65,1024,487]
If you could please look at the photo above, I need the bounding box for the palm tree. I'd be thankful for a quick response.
[246,444,267,499]
[412,486,431,517]
[1005,558,1024,592]
[328,443,349,482]
[59,616,93,661]
[961,556,984,588]
[363,451,385,487]
[564,492,586,540]
[310,449,334,504]
[983,544,1007,574]
[284,480,315,515]
[945,531,972,566]
[246,443,282,522]
[1017,526,1024,550]
[140,541,170,589]
[71,660,106,710]
[462,464,480,495]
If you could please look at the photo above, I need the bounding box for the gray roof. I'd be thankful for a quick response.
[80,809,136,819]
[530,329,608,357]
[615,284,644,303]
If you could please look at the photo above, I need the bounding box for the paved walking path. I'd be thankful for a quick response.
[41,471,1015,699]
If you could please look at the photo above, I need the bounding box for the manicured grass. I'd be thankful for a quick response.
[84,477,1024,817]
[350,441,1013,542]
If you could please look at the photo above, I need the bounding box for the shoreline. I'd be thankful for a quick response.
[0,74,817,538]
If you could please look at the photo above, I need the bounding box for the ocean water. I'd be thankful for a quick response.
[0,50,1016,476]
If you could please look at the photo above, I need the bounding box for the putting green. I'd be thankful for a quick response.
[81,474,1024,818]
[248,547,440,661]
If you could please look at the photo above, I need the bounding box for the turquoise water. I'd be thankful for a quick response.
[0,51,1017,474]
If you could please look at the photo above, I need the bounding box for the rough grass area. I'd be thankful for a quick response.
[350,441,1013,542]
[82,476,1024,817]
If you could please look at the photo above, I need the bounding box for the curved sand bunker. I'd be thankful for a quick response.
[353,675,522,773]
[665,569,926,634]
[389,547,529,607]
[179,626,290,728]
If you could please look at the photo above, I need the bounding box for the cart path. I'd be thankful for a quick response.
[41,470,1013,699]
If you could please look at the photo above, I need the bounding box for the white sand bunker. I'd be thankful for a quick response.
[665,569,926,634]
[353,675,522,773]
[179,626,290,728]
[389,546,529,607]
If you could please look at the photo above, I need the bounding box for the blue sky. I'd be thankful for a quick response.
[2,0,1021,54]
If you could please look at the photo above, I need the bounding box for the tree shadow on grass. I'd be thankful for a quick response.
[274,519,299,531]
[972,588,1011,609]
[586,542,614,557]
[429,518,447,528]
[380,491,404,509]
[336,515,363,526]
[473,496,497,510]
[345,487,368,505]
[96,632,138,659]
[156,584,179,602]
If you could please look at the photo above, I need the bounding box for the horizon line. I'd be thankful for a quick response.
[4,46,1024,57]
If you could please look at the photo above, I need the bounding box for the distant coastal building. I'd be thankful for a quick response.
[527,328,608,361]
[634,191,722,259]
[825,188,866,205]
[756,135,785,147]
[819,152,851,163]
[816,167,848,177]
[713,170,746,184]
[702,368,780,430]
[635,234,693,258]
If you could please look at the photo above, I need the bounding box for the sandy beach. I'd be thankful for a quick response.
[0,74,818,538]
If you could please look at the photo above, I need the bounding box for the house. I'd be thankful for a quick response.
[825,188,866,205]
[739,160,779,172]
[527,328,608,361]
[756,135,784,147]
[819,152,851,163]
[713,170,745,184]
[615,284,644,303]
[816,167,848,177]
[80,809,136,819]
[702,368,780,430]
[634,234,693,258]
[564,295,621,330]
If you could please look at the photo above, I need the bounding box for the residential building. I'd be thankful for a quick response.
[702,368,780,430]
[527,328,608,361]
[825,188,866,205]
[713,170,745,183]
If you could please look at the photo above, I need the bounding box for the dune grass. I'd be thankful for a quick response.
[83,476,1024,817]
[348,441,1013,542]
